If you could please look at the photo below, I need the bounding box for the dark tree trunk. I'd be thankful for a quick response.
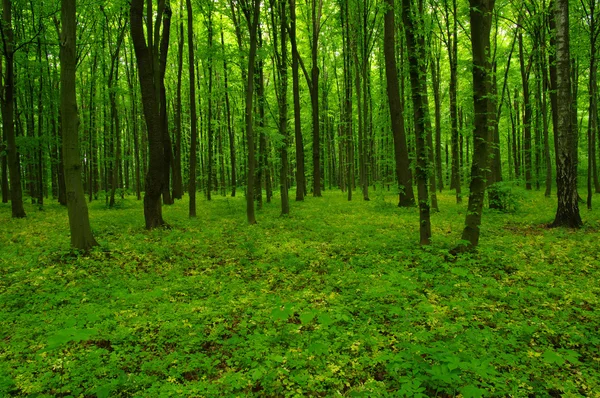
[308,0,322,197]
[130,0,169,229]
[551,0,582,227]
[1,0,25,217]
[172,5,184,200]
[221,26,236,197]
[289,0,305,201]
[445,0,461,203]
[60,0,97,250]
[456,0,495,251]
[383,0,415,207]
[518,33,533,190]
[432,51,443,192]
[242,0,260,224]
[187,0,198,217]
[402,0,432,245]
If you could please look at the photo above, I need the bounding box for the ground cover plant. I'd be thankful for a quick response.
[1,188,600,397]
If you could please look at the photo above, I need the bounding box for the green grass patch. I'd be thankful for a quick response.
[1,188,599,397]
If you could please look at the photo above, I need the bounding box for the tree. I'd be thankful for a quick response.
[130,0,171,229]
[1,0,25,218]
[187,0,198,218]
[455,0,495,251]
[289,0,306,201]
[402,0,432,245]
[383,0,414,207]
[60,0,98,250]
[551,0,582,227]
[240,0,260,224]
[270,0,290,215]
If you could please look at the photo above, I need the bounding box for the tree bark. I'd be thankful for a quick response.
[187,0,198,217]
[172,4,184,200]
[383,0,415,207]
[1,0,25,218]
[242,0,260,224]
[130,0,167,229]
[455,0,495,251]
[402,0,432,245]
[60,0,97,250]
[551,0,582,227]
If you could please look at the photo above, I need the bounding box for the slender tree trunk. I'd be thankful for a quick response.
[222,26,236,197]
[518,33,533,190]
[432,51,443,192]
[242,0,260,224]
[383,0,415,206]
[1,0,25,218]
[60,0,97,250]
[310,0,322,197]
[445,0,461,203]
[403,0,432,245]
[172,5,184,200]
[288,0,305,201]
[187,0,198,217]
[455,0,495,251]
[551,0,582,227]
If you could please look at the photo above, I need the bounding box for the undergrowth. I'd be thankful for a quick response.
[0,188,599,397]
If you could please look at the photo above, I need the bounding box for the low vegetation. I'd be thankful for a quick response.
[1,188,599,397]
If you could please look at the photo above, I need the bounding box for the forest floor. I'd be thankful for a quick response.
[1,186,600,397]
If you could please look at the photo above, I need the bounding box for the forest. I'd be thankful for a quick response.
[1,0,600,396]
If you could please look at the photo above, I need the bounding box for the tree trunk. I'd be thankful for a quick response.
[551,0,582,227]
[130,0,168,229]
[60,0,97,250]
[310,0,322,197]
[222,26,236,197]
[445,0,461,203]
[187,0,198,217]
[289,0,305,201]
[518,33,533,190]
[172,5,184,200]
[242,0,260,224]
[383,0,415,207]
[402,0,432,245]
[1,0,25,218]
[456,0,495,251]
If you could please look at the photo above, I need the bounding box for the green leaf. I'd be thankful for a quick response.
[318,313,334,327]
[300,310,316,324]
[542,349,565,365]
[460,385,487,398]
[308,341,328,355]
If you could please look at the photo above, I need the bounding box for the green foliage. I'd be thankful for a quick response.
[487,181,522,212]
[1,189,599,396]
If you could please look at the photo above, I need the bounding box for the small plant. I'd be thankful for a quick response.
[487,181,521,212]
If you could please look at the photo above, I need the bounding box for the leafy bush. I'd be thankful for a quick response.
[487,181,521,212]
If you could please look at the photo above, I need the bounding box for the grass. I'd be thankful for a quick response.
[1,187,599,397]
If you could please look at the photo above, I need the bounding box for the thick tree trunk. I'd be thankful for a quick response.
[456,0,495,251]
[1,0,25,217]
[130,0,167,229]
[383,0,415,207]
[402,0,432,245]
[60,0,97,250]
[551,0,582,227]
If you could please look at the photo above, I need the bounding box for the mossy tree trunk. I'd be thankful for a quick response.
[60,0,97,250]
